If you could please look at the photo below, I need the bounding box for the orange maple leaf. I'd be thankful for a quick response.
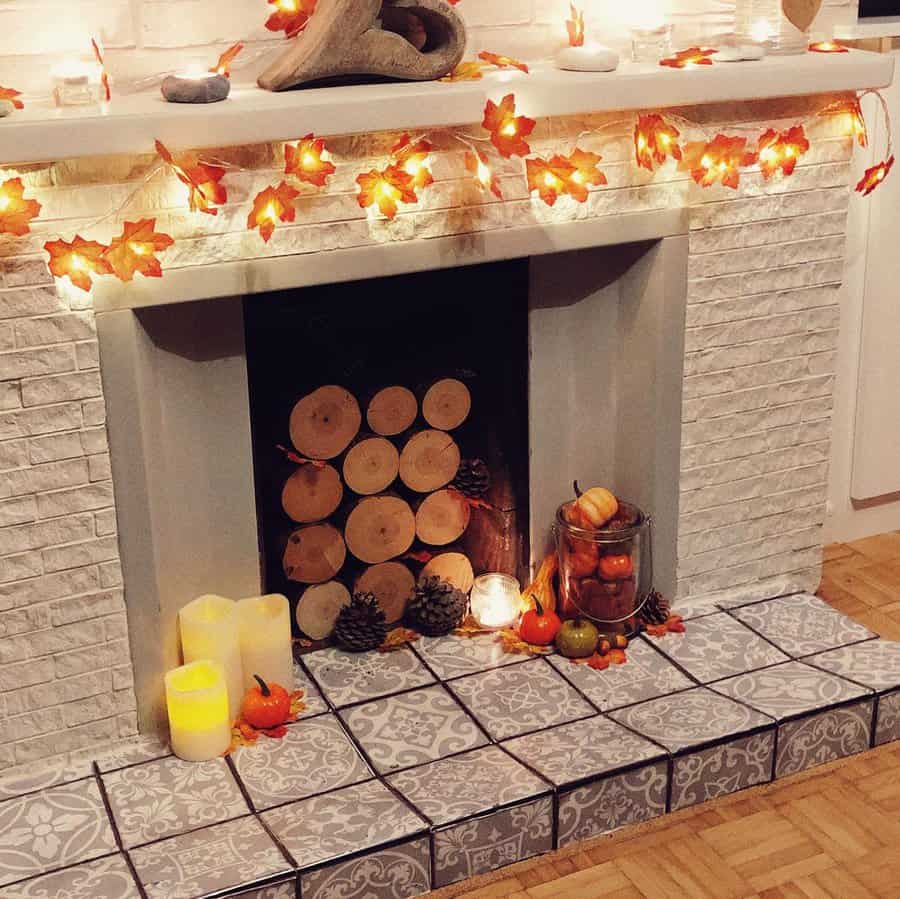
[441,61,487,82]
[567,3,585,47]
[483,94,535,159]
[266,0,317,38]
[104,218,174,281]
[403,549,434,563]
[808,40,848,53]
[392,134,434,190]
[478,51,529,74]
[757,125,809,180]
[634,114,682,170]
[155,140,227,215]
[660,47,717,68]
[465,150,503,199]
[0,178,41,236]
[679,134,756,189]
[526,155,575,206]
[356,164,417,220]
[564,147,606,201]
[587,653,610,671]
[90,38,111,102]
[284,134,336,187]
[856,155,894,196]
[211,42,244,77]
[0,85,23,110]
[248,181,300,242]
[45,236,112,292]
[821,98,868,148]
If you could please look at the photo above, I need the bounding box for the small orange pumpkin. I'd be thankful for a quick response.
[571,483,618,529]
[242,675,291,730]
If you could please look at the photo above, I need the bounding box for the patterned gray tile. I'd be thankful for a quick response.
[711,661,870,721]
[648,613,788,683]
[732,593,876,658]
[876,689,900,746]
[775,700,874,778]
[94,736,171,773]
[233,882,295,899]
[672,594,726,620]
[102,755,248,848]
[262,779,426,869]
[413,632,526,679]
[3,853,140,899]
[386,745,548,826]
[293,660,329,718]
[130,815,291,899]
[0,760,96,801]
[557,760,668,847]
[548,638,695,711]
[339,685,486,774]
[807,638,900,692]
[433,796,553,888]
[671,730,775,811]
[447,659,596,741]
[300,837,431,899]
[303,645,434,707]
[610,687,773,753]
[503,716,665,787]
[0,778,118,887]
[233,714,372,810]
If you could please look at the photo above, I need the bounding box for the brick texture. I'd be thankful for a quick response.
[0,90,858,773]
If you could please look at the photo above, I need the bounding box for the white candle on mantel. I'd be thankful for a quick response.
[237,594,294,691]
[165,660,231,762]
[179,594,244,721]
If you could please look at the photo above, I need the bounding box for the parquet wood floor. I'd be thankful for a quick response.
[438,533,900,898]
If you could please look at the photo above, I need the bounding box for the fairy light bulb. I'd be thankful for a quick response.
[302,152,316,168]
[70,254,86,272]
[379,180,393,198]
[501,122,517,137]
[278,0,297,10]
[543,172,557,188]
[701,154,712,169]
[0,194,9,212]
[476,159,491,185]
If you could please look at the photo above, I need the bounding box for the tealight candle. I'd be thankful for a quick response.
[161,66,231,104]
[179,594,244,720]
[470,573,522,630]
[237,593,293,691]
[555,43,620,72]
[165,660,231,761]
[50,58,103,108]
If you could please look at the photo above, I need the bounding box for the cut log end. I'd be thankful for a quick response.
[283,522,347,584]
[296,580,351,640]
[415,488,471,546]
[281,463,343,523]
[399,429,461,493]
[345,494,416,564]
[289,385,361,460]
[420,551,475,593]
[343,437,400,496]
[422,378,471,431]
[355,561,416,623]
[367,386,418,436]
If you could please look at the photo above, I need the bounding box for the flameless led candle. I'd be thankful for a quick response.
[165,660,231,761]
[179,594,244,720]
[470,573,522,630]
[237,593,293,691]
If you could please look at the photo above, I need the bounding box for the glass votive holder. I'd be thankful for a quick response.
[51,59,104,108]
[470,573,521,630]
[632,24,674,64]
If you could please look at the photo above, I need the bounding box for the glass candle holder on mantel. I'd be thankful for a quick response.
[735,0,808,54]
[50,58,104,108]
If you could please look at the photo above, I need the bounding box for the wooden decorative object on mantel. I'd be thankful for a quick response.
[258,0,468,92]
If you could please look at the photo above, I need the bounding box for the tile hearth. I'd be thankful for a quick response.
[0,592,898,898]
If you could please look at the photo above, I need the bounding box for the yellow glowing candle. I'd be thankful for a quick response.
[237,593,293,691]
[470,573,521,630]
[165,660,231,761]
[179,594,244,720]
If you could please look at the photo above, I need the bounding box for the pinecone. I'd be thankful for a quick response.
[638,589,670,626]
[452,459,491,499]
[333,592,388,652]
[405,576,468,636]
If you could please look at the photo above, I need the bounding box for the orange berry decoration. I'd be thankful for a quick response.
[241,675,291,730]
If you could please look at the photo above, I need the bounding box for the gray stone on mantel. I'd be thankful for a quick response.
[161,73,231,104]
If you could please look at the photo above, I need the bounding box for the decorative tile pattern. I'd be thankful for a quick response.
[876,690,900,746]
[672,594,726,620]
[0,778,118,887]
[300,838,431,899]
[232,714,372,810]
[649,613,788,683]
[671,731,775,811]
[386,746,548,826]
[0,760,95,802]
[807,639,900,692]
[775,700,873,778]
[94,737,171,773]
[102,756,248,848]
[433,797,554,888]
[712,661,869,720]
[262,779,426,869]
[303,646,434,707]
[340,685,486,774]
[732,593,876,658]
[503,716,664,787]
[3,853,141,899]
[130,815,290,899]
[610,687,773,753]
[549,638,695,711]
[557,761,668,847]
[447,659,596,741]
[293,661,329,718]
[233,882,295,899]
[413,633,527,680]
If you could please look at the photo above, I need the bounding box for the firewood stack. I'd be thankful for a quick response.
[285,378,485,642]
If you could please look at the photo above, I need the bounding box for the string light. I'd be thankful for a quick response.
[809,41,848,54]
[0,177,41,236]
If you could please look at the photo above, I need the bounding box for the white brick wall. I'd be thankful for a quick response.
[0,91,857,775]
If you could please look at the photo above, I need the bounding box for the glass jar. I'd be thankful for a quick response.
[734,0,808,54]
[632,24,674,64]
[555,500,652,637]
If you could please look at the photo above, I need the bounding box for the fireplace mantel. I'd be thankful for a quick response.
[0,52,892,165]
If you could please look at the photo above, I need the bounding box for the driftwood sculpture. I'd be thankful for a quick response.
[258,0,467,91]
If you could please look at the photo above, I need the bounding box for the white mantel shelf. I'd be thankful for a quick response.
[0,51,893,165]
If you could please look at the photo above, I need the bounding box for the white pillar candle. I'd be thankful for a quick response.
[470,573,522,630]
[237,594,294,691]
[179,595,244,721]
[165,660,231,761]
